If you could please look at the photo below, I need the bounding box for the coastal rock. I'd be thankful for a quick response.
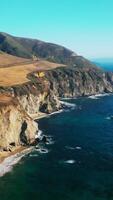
[0,96,38,150]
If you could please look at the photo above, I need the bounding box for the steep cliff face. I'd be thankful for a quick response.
[0,95,38,150]
[0,65,113,151]
[0,32,113,152]
[44,67,113,97]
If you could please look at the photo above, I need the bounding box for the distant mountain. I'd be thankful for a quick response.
[0,32,99,69]
[0,32,76,63]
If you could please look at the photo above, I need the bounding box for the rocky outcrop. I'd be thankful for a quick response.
[1,32,113,153]
[0,95,38,150]
[0,65,113,151]
[45,66,113,97]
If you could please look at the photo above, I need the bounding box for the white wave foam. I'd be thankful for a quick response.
[106,116,113,120]
[75,146,82,150]
[88,95,99,99]
[49,109,64,116]
[46,139,55,145]
[59,100,76,109]
[106,117,111,120]
[29,154,38,157]
[95,93,111,97]
[65,146,82,150]
[35,130,43,140]
[64,160,76,164]
[35,148,49,154]
[65,146,75,150]
[88,93,111,100]
[0,147,33,177]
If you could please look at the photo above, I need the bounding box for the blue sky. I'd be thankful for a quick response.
[0,0,113,58]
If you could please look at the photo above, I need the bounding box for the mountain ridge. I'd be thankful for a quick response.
[0,31,113,152]
[0,32,99,70]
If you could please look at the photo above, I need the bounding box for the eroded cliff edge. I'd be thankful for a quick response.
[0,64,113,151]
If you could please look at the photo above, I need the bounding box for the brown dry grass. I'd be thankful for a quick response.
[0,56,65,86]
[0,52,29,67]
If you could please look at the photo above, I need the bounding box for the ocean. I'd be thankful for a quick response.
[94,61,113,71]
[0,63,113,200]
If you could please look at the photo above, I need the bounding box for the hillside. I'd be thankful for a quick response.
[0,32,113,152]
[0,51,30,67]
[0,32,99,69]
[0,58,64,86]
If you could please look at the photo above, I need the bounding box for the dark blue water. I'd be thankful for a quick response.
[99,63,113,71]
[94,61,113,71]
[1,95,113,200]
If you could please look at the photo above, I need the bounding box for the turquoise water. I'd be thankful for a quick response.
[1,95,113,199]
[99,63,113,71]
[94,61,113,71]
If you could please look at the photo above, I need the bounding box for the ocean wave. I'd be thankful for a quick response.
[88,93,111,100]
[75,146,82,150]
[61,97,76,100]
[46,139,55,145]
[29,154,38,157]
[65,146,82,150]
[35,129,43,140]
[88,95,99,99]
[35,148,49,154]
[65,146,75,150]
[95,93,111,97]
[49,109,64,116]
[64,160,76,164]
[0,147,33,177]
[59,100,76,109]
[106,116,113,120]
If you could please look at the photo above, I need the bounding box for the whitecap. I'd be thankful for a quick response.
[65,146,75,150]
[59,100,76,108]
[64,160,76,164]
[75,146,82,150]
[106,116,113,120]
[35,148,49,154]
[35,129,44,140]
[46,140,55,145]
[106,117,111,120]
[49,109,64,116]
[88,95,99,99]
[88,93,111,100]
[0,155,23,177]
[0,147,34,177]
[95,93,111,97]
[29,154,38,157]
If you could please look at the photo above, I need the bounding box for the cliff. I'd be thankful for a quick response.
[0,94,38,150]
[0,32,113,152]
[0,65,113,151]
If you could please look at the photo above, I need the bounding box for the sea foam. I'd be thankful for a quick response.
[64,160,76,164]
[88,93,111,99]
[59,100,76,109]
[0,147,33,177]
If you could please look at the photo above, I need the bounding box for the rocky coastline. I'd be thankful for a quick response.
[0,65,113,154]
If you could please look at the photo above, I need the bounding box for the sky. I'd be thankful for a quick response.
[0,0,113,59]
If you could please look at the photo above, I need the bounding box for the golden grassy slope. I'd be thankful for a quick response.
[0,52,29,67]
[0,54,65,87]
